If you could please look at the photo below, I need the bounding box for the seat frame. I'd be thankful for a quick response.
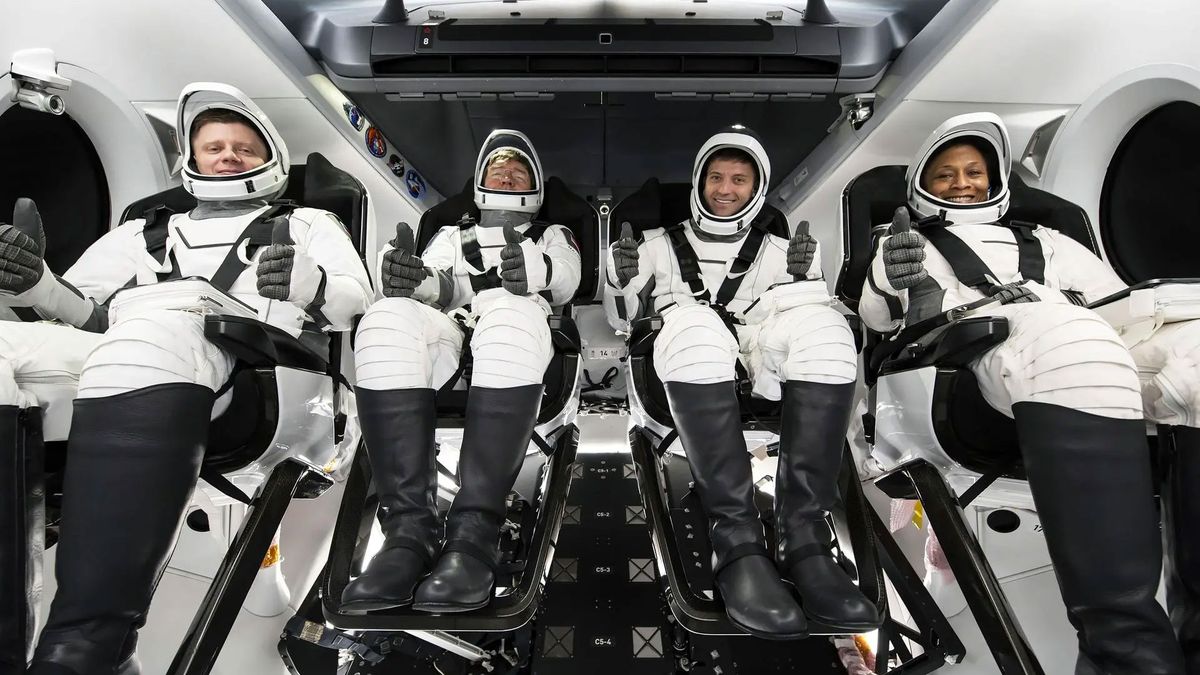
[319,177,593,644]
[609,180,964,664]
[840,165,1119,675]
[13,152,370,675]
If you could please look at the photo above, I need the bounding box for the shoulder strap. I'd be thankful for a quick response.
[208,203,296,292]
[714,220,769,307]
[1007,220,1045,285]
[460,226,503,293]
[664,220,709,302]
[920,225,1002,295]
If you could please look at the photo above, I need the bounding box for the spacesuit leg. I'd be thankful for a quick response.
[413,293,550,612]
[757,304,879,630]
[1130,320,1200,673]
[971,304,1181,674]
[340,298,463,612]
[29,310,234,675]
[653,304,807,639]
[0,322,101,673]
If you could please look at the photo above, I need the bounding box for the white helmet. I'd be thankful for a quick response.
[176,82,290,202]
[474,129,544,214]
[906,112,1011,225]
[689,125,770,236]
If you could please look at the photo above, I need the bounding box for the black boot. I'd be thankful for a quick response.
[2,405,43,675]
[1013,402,1184,675]
[665,381,807,640]
[340,388,439,612]
[413,384,543,613]
[775,381,880,631]
[28,384,213,675]
[1163,425,1200,675]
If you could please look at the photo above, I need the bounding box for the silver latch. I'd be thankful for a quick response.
[827,93,877,132]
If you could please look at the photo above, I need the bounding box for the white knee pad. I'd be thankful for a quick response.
[354,298,464,391]
[760,305,857,386]
[470,294,552,389]
[654,304,739,385]
[78,310,235,400]
[973,304,1143,420]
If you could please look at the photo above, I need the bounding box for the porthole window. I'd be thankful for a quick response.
[0,105,110,271]
[1100,101,1200,282]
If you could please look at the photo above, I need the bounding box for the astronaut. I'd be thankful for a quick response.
[860,112,1189,673]
[603,126,878,639]
[339,130,581,614]
[0,83,371,674]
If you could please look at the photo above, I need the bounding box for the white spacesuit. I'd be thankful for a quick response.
[0,83,371,675]
[860,113,1187,674]
[340,130,581,614]
[603,126,877,639]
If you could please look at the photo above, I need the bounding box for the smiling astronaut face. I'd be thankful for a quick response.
[920,142,992,205]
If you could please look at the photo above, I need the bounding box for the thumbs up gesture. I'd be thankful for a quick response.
[380,222,429,298]
[0,198,47,295]
[612,222,639,289]
[256,213,324,306]
[881,207,928,290]
[498,223,534,296]
[786,220,817,280]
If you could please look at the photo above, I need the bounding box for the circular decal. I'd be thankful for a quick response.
[387,154,405,177]
[342,102,365,131]
[405,169,426,199]
[364,126,387,158]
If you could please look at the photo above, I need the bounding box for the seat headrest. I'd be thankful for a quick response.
[610,178,791,240]
[415,176,599,302]
[836,165,1097,311]
[119,153,369,260]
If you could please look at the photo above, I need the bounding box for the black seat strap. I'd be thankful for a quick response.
[206,204,296,293]
[664,221,709,302]
[462,222,550,293]
[921,226,1001,295]
[1008,220,1046,285]
[921,221,1046,297]
[714,221,768,307]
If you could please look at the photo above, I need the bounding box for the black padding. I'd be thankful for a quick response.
[609,178,790,241]
[835,166,1097,312]
[204,315,329,372]
[415,177,599,301]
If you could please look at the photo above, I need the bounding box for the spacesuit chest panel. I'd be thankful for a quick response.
[655,222,776,318]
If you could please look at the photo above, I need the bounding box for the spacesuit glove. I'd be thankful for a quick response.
[256,244,325,307]
[612,222,640,289]
[380,223,430,299]
[989,282,1039,305]
[786,220,817,279]
[499,223,548,296]
[0,197,47,295]
[882,207,927,290]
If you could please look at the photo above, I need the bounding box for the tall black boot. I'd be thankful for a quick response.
[340,388,439,612]
[665,381,807,640]
[1163,425,1200,675]
[775,381,880,631]
[2,405,43,675]
[1013,402,1184,675]
[413,384,543,613]
[28,384,213,675]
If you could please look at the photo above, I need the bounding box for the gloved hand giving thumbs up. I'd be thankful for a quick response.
[0,197,47,295]
[256,214,325,306]
[612,222,639,289]
[499,223,535,296]
[786,220,817,280]
[882,207,928,290]
[380,222,430,298]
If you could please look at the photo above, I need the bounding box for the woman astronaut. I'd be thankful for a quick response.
[0,83,372,674]
[340,130,581,614]
[860,112,1192,674]
[604,126,879,639]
